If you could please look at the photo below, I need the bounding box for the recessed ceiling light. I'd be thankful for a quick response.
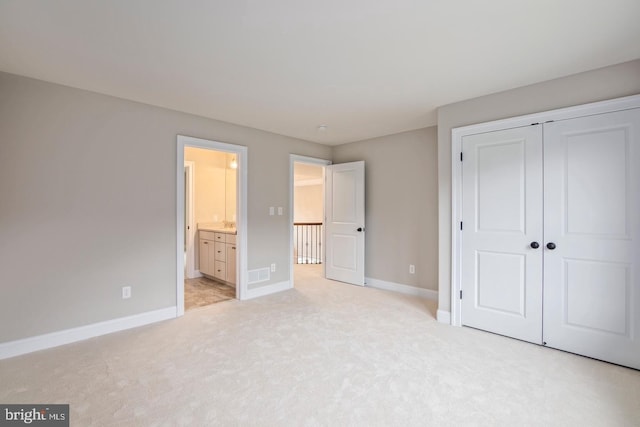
[317,125,328,132]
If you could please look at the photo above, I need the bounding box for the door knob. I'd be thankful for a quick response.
[546,242,556,250]
[530,241,540,249]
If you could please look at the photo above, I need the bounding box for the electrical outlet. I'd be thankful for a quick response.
[271,263,276,272]
[409,265,415,274]
[122,286,131,299]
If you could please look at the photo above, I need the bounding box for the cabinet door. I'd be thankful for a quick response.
[543,108,640,370]
[199,239,212,275]
[226,243,237,285]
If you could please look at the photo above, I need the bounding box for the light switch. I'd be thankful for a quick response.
[277,207,283,215]
[269,207,275,216]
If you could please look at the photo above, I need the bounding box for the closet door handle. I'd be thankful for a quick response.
[530,241,540,249]
[546,242,556,250]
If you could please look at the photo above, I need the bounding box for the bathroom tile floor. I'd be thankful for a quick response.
[184,276,235,311]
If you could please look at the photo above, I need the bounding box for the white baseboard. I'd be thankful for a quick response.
[0,307,176,360]
[437,309,451,324]
[365,277,438,301]
[244,280,291,300]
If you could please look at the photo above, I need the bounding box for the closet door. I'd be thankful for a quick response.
[543,108,640,369]
[461,126,544,344]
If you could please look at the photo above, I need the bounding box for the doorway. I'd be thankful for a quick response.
[290,155,331,285]
[184,147,237,310]
[177,135,248,316]
[289,155,366,288]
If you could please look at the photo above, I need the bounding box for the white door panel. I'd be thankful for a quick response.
[543,109,640,369]
[563,259,629,335]
[476,141,527,232]
[325,161,365,286]
[564,130,629,236]
[461,126,543,344]
[476,251,526,316]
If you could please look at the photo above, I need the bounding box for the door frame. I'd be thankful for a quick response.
[184,160,196,279]
[177,135,248,316]
[289,154,332,287]
[450,94,640,327]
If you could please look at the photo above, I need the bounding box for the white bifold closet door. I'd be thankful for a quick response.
[543,109,640,369]
[461,108,640,370]
[461,125,544,344]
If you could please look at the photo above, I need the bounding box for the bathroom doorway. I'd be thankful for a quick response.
[177,136,247,316]
[183,147,236,310]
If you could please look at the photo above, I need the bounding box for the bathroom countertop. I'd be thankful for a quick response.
[198,223,237,234]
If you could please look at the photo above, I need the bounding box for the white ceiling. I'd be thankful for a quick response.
[1,1,639,145]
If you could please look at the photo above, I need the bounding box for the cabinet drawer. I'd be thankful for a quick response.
[214,242,226,261]
[214,261,226,281]
[200,230,216,241]
[214,232,226,242]
[226,233,237,244]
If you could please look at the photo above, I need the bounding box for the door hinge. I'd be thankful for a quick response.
[460,152,463,161]
[459,290,463,299]
[460,221,463,230]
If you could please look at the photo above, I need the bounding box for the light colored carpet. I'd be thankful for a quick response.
[1,265,639,426]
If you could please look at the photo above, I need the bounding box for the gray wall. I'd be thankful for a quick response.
[332,127,438,290]
[437,59,640,316]
[0,72,330,343]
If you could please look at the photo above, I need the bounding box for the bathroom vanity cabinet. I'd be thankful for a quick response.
[199,230,237,287]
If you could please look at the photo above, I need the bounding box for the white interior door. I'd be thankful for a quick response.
[325,161,365,286]
[461,126,544,344]
[543,109,640,369]
[184,161,196,279]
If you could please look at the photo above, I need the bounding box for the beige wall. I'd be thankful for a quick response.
[0,71,331,343]
[184,147,226,225]
[332,127,438,290]
[294,185,323,223]
[436,59,640,317]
